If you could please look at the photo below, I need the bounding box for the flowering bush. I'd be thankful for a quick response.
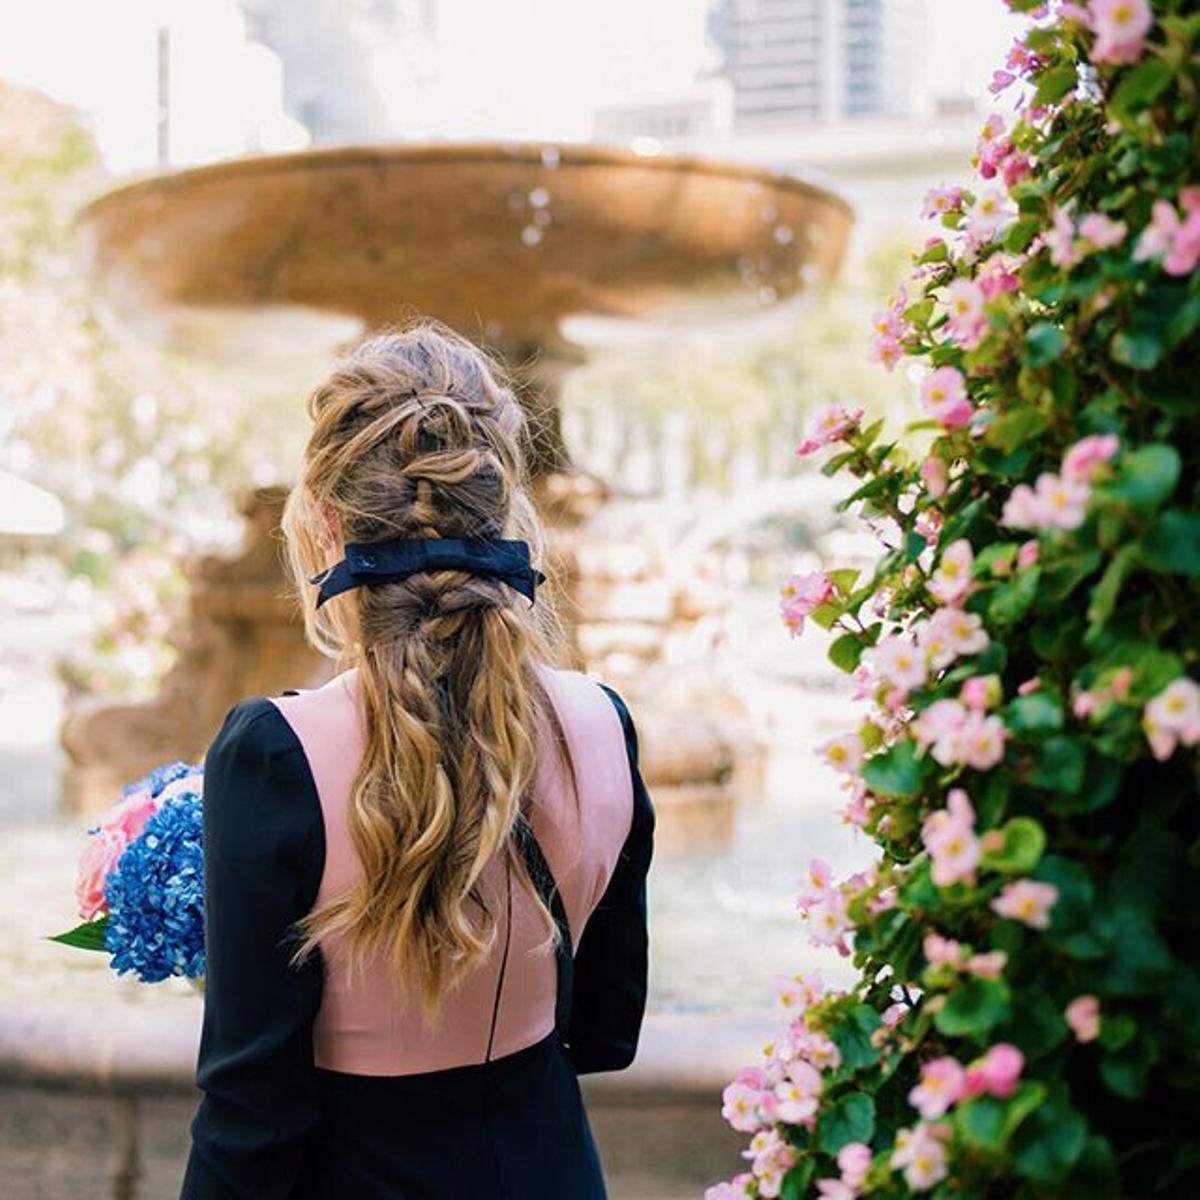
[51,761,206,984]
[727,2,1200,1196]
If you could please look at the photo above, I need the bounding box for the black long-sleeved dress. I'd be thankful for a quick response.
[180,668,654,1200]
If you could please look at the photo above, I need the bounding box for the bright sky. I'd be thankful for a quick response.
[0,0,1021,163]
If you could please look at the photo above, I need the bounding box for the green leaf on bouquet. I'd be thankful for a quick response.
[934,977,1012,1039]
[830,1004,883,1074]
[958,1082,1046,1152]
[817,1091,876,1155]
[1142,509,1200,576]
[861,740,924,798]
[1097,443,1180,510]
[988,407,1049,453]
[1034,65,1078,108]
[1026,735,1087,794]
[1025,323,1067,367]
[1110,57,1174,123]
[47,917,110,953]
[989,566,1041,626]
[828,568,861,595]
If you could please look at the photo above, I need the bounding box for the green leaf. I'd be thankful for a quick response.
[830,1004,883,1073]
[1110,329,1164,371]
[1026,735,1087,794]
[828,568,861,595]
[46,917,110,953]
[935,977,1012,1039]
[1110,57,1174,122]
[988,408,1049,454]
[989,565,1041,625]
[817,1092,876,1155]
[1103,904,1172,996]
[958,1082,1046,1151]
[1142,510,1200,577]
[1004,691,1063,736]
[1086,545,1139,634]
[1034,65,1078,107]
[781,1158,815,1200]
[1099,443,1181,510]
[1004,217,1041,255]
[982,817,1047,874]
[829,633,865,674]
[1013,1102,1088,1184]
[1025,323,1067,367]
[861,740,924,798]
[1100,1029,1158,1099]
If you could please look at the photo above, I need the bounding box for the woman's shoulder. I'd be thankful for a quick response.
[539,665,637,733]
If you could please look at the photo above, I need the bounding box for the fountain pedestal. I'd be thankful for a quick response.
[65,142,852,841]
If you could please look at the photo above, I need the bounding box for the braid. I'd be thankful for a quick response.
[281,319,568,1019]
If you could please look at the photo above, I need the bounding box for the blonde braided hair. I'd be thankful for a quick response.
[280,319,569,1018]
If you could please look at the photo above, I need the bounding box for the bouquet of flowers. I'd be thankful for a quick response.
[50,761,207,984]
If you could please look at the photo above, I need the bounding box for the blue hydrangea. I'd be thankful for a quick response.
[122,759,197,800]
[104,789,206,982]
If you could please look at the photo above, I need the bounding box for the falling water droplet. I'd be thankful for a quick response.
[760,203,778,223]
[529,187,551,208]
[533,208,552,227]
[521,225,544,246]
[773,224,794,245]
[541,146,561,168]
[758,285,778,304]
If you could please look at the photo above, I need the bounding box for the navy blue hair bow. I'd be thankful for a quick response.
[309,537,546,610]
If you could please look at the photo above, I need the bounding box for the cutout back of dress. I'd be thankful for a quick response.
[270,664,633,1076]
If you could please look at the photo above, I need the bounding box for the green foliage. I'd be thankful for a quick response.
[719,5,1200,1197]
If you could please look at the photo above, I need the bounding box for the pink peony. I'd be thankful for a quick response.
[991,879,1059,929]
[963,1043,1024,1099]
[909,1056,966,1119]
[99,788,159,843]
[919,366,974,429]
[1088,0,1153,65]
[1066,994,1101,1043]
[75,827,128,920]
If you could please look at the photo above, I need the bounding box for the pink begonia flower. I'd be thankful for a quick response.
[978,253,1021,299]
[966,950,1008,979]
[843,790,872,830]
[923,788,981,886]
[871,289,911,371]
[909,1056,966,1119]
[796,404,864,456]
[837,1143,872,1190]
[1059,2,1091,24]
[891,1122,950,1192]
[1078,212,1128,251]
[992,879,1059,929]
[780,571,835,637]
[1002,152,1033,189]
[914,699,968,747]
[792,1026,842,1072]
[1001,483,1043,529]
[722,1073,770,1133]
[944,712,1007,771]
[75,827,129,921]
[920,455,949,499]
[961,675,1001,711]
[1047,207,1082,269]
[1066,994,1101,1043]
[808,891,853,954]
[873,634,929,692]
[1017,539,1040,569]
[1166,204,1200,276]
[1017,677,1041,696]
[915,508,943,546]
[776,970,825,1018]
[1073,690,1098,719]
[968,189,1014,241]
[882,1002,909,1028]
[774,1059,823,1124]
[815,1180,856,1200]
[821,732,865,774]
[1134,198,1182,262]
[944,279,989,351]
[1062,433,1119,483]
[928,538,974,605]
[1035,471,1092,529]
[920,365,974,429]
[934,608,991,661]
[1088,0,1153,66]
[990,68,1016,94]
[924,931,964,967]
[745,1128,798,1196]
[705,1176,755,1200]
[1143,677,1200,760]
[963,1044,1024,1100]
[922,185,965,219]
[99,787,160,843]
[797,858,833,912]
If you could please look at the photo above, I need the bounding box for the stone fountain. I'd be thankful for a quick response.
[64,141,853,846]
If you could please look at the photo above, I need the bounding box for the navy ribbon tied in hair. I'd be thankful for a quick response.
[309,537,546,610]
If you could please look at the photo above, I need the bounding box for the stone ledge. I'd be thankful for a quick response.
[0,996,771,1101]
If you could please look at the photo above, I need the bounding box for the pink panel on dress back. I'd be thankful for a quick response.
[269,662,633,1076]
